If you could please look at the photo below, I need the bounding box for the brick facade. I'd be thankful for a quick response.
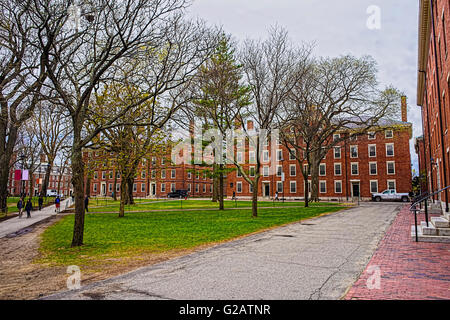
[417,0,450,211]
[226,126,413,201]
[83,151,214,198]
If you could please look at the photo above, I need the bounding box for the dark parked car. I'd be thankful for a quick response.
[167,190,188,198]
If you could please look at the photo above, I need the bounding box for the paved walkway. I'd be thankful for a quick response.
[345,205,450,300]
[46,203,402,300]
[0,199,72,239]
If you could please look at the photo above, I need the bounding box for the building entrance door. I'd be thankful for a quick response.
[263,183,270,198]
[352,182,360,198]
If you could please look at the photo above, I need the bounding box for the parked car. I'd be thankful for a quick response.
[46,190,64,198]
[167,190,188,198]
[372,190,410,202]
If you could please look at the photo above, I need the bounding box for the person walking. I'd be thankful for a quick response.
[38,195,44,211]
[17,198,24,218]
[55,196,61,214]
[84,196,89,213]
[25,198,33,219]
[275,191,279,201]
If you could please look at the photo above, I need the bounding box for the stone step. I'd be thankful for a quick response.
[420,221,450,236]
[411,226,450,243]
[431,216,450,228]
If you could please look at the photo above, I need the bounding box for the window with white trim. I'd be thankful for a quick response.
[370,180,378,193]
[290,181,297,193]
[387,161,395,175]
[335,181,342,194]
[290,165,296,177]
[368,132,376,140]
[319,164,326,176]
[350,146,358,158]
[351,163,359,175]
[369,145,377,158]
[334,147,341,159]
[237,182,242,193]
[263,166,269,177]
[369,162,377,175]
[277,181,283,193]
[334,163,342,176]
[319,181,327,194]
[386,143,394,157]
[387,180,396,190]
[385,130,393,138]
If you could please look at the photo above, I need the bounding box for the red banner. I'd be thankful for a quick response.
[14,170,21,181]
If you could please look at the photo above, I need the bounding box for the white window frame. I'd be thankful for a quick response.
[386,143,395,157]
[387,161,396,175]
[263,166,270,177]
[351,162,359,176]
[334,163,342,176]
[249,166,256,177]
[319,164,326,176]
[290,164,296,177]
[277,181,283,193]
[171,169,176,179]
[335,180,343,194]
[369,144,377,158]
[387,180,396,190]
[368,132,376,140]
[369,162,378,175]
[385,130,394,139]
[237,181,242,193]
[370,180,379,193]
[289,149,296,160]
[276,165,282,177]
[276,149,283,161]
[319,181,327,194]
[290,181,297,194]
[263,150,269,163]
[350,145,358,158]
[334,147,342,159]
[161,183,166,192]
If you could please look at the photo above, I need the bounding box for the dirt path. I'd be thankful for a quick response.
[0,215,221,300]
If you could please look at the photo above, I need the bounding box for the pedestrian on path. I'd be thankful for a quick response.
[55,196,61,214]
[17,198,24,218]
[38,195,44,211]
[25,198,33,219]
[84,196,89,213]
[275,191,279,201]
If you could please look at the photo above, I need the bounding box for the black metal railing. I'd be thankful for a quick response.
[410,185,450,242]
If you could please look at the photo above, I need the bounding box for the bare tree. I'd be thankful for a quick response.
[31,102,71,197]
[15,122,42,197]
[0,0,54,212]
[227,27,311,217]
[33,0,219,246]
[277,55,402,203]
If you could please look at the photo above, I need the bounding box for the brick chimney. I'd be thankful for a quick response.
[401,96,408,122]
[247,120,254,131]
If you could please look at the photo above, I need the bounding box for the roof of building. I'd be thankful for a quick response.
[417,0,431,106]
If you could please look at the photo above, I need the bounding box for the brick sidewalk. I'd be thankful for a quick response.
[345,205,450,300]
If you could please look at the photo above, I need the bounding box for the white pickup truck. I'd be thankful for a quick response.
[372,190,410,202]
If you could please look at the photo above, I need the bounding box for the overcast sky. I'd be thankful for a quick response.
[187,0,421,172]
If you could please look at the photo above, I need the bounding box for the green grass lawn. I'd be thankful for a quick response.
[86,199,343,212]
[39,205,346,267]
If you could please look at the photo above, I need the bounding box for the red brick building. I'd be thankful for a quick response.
[83,150,214,198]
[417,0,450,212]
[225,120,413,201]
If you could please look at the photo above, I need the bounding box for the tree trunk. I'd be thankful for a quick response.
[310,161,320,202]
[85,175,91,197]
[0,165,10,214]
[119,178,128,218]
[0,126,18,213]
[219,164,224,210]
[127,177,134,205]
[251,178,259,218]
[70,132,86,247]
[113,172,118,201]
[212,164,218,202]
[42,159,53,197]
[303,175,309,208]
